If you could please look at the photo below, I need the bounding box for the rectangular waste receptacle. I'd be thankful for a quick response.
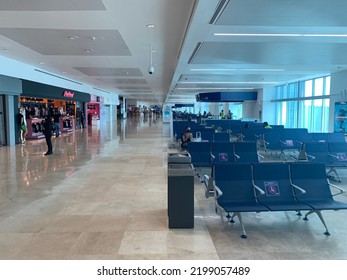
[168,163,194,228]
[168,152,191,164]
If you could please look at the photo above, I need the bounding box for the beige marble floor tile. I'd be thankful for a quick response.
[0,233,34,259]
[14,232,81,259]
[69,232,124,256]
[118,231,167,255]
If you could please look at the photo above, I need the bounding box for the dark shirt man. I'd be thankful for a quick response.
[43,115,53,155]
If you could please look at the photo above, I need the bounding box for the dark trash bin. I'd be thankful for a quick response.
[168,163,194,228]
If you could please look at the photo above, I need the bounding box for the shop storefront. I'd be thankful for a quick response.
[20,80,90,140]
[87,95,101,126]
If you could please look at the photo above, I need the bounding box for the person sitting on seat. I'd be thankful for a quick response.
[181,126,193,150]
[263,121,272,129]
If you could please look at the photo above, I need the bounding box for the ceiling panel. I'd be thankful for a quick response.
[216,0,347,26]
[0,0,106,11]
[75,67,142,77]
[96,78,148,85]
[0,29,131,56]
[190,41,347,66]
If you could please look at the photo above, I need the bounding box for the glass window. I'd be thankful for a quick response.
[304,80,313,98]
[314,78,324,97]
[275,75,330,132]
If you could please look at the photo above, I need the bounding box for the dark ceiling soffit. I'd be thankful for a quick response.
[196,91,257,102]
[209,0,230,24]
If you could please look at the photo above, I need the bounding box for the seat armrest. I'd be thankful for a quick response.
[203,174,210,186]
[234,153,240,159]
[291,183,306,195]
[306,154,315,161]
[213,182,223,198]
[257,153,265,159]
[210,153,216,160]
[252,182,265,197]
[329,182,345,196]
[329,153,340,159]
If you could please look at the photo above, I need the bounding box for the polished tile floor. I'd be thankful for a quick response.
[0,117,347,260]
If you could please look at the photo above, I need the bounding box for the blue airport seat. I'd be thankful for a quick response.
[289,162,347,235]
[210,142,235,163]
[311,132,330,142]
[304,142,332,164]
[233,141,260,163]
[252,163,311,212]
[213,132,230,142]
[213,163,269,238]
[187,142,212,168]
[263,131,282,154]
[328,132,346,143]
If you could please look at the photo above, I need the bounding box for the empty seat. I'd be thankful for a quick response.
[210,142,235,163]
[187,142,211,167]
[252,163,311,212]
[328,132,346,142]
[213,163,269,238]
[290,162,347,235]
[311,132,330,142]
[213,132,230,142]
[234,141,260,163]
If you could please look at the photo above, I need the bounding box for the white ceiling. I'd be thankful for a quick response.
[1,0,347,105]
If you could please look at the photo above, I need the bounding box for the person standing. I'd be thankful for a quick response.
[43,112,53,155]
[80,110,85,128]
[52,108,61,137]
[17,107,27,144]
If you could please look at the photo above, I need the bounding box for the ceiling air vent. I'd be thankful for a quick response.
[188,42,202,64]
[209,0,230,24]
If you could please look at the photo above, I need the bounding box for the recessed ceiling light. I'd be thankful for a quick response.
[85,49,94,53]
[39,62,45,65]
[1,48,9,52]
[68,35,79,40]
[146,24,155,28]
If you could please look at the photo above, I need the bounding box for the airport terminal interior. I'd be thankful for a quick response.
[1,0,347,261]
[1,116,347,260]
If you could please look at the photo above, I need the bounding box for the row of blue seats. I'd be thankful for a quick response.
[187,141,261,198]
[187,141,260,168]
[302,141,347,182]
[213,162,347,238]
[263,130,346,154]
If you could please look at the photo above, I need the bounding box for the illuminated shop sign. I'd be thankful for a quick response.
[62,90,74,98]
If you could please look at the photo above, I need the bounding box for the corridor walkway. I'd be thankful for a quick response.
[0,117,347,260]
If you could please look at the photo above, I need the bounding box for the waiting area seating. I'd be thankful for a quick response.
[213,162,347,238]
[187,141,261,197]
[302,141,347,182]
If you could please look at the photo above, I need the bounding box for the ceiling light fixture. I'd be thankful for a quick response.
[146,24,155,28]
[178,81,279,84]
[85,49,94,53]
[68,35,79,40]
[214,33,347,37]
[175,87,255,90]
[190,68,285,72]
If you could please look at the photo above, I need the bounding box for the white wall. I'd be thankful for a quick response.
[329,70,347,132]
[242,100,259,120]
[261,87,277,125]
